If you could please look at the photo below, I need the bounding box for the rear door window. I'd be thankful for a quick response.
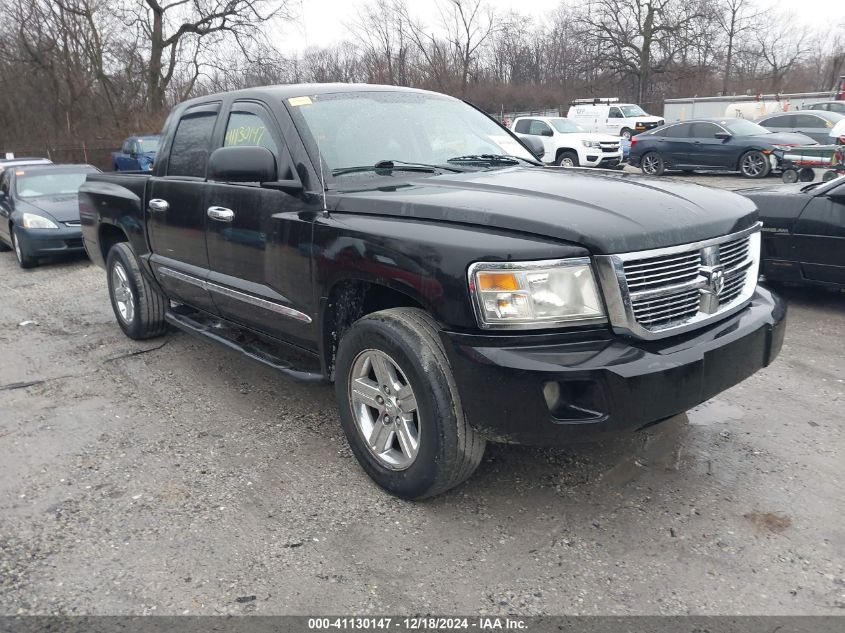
[661,123,692,138]
[763,115,794,128]
[514,119,531,134]
[168,111,218,178]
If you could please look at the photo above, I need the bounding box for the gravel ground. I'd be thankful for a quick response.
[1,181,844,615]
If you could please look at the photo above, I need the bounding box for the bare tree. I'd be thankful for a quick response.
[128,0,293,113]
[755,15,808,92]
[713,0,761,94]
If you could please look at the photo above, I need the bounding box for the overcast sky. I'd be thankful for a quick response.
[276,0,845,55]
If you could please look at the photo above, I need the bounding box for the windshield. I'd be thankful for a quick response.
[620,105,647,117]
[550,118,586,134]
[15,170,91,198]
[722,119,771,136]
[138,138,159,153]
[288,91,533,175]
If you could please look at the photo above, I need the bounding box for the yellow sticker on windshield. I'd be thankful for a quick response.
[288,96,313,107]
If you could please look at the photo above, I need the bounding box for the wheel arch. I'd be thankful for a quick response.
[320,278,426,380]
[98,223,129,263]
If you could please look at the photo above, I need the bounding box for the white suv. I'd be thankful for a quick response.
[511,116,623,167]
[566,99,664,140]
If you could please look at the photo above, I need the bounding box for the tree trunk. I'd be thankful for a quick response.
[147,7,165,114]
[637,3,655,104]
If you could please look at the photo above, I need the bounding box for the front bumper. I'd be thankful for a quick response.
[15,225,85,257]
[441,287,786,445]
[584,153,623,168]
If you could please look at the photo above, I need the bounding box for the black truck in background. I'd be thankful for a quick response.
[79,84,786,499]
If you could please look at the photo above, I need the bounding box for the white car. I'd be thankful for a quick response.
[566,99,664,140]
[511,116,623,168]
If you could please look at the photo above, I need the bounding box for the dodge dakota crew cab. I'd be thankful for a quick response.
[79,84,786,499]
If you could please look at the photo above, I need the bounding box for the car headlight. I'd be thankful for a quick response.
[21,213,59,229]
[581,140,600,148]
[468,258,606,329]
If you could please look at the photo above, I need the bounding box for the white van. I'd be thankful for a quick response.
[567,98,664,139]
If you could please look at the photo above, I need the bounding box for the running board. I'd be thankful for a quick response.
[164,308,326,384]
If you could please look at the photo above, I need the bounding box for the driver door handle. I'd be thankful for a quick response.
[148,198,169,213]
[207,206,234,222]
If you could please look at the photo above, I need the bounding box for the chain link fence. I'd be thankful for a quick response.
[1,141,123,172]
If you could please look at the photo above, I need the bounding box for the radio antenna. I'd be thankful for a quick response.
[316,135,329,218]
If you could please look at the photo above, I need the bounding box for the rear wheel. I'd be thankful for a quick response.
[11,226,37,269]
[334,307,485,499]
[106,242,168,340]
[739,150,771,178]
[555,150,579,167]
[641,152,665,176]
[822,170,840,182]
[798,167,815,182]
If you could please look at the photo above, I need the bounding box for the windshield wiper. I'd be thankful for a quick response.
[332,160,462,177]
[446,154,541,167]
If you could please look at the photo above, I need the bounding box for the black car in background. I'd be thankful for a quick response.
[628,118,816,178]
[739,176,845,288]
[0,163,99,268]
[755,110,844,144]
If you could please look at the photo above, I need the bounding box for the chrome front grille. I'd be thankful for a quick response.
[594,225,761,339]
[600,142,620,153]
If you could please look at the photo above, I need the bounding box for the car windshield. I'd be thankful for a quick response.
[138,139,159,153]
[288,91,533,176]
[15,170,91,198]
[550,118,586,134]
[620,105,647,117]
[722,119,771,136]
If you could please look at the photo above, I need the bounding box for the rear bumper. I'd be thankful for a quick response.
[15,226,85,257]
[440,287,786,445]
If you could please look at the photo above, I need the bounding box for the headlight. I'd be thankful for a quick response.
[21,213,59,229]
[468,258,606,329]
[581,140,600,148]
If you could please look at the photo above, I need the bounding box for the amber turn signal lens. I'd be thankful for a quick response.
[476,271,520,291]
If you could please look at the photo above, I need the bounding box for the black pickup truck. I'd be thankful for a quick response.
[80,84,786,499]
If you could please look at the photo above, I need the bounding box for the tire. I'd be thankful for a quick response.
[798,167,815,182]
[640,151,665,176]
[822,170,840,182]
[782,169,799,184]
[739,150,771,178]
[334,307,486,500]
[11,226,37,269]
[106,242,168,340]
[555,150,579,167]
[620,128,633,140]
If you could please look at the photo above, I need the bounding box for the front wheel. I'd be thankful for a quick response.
[106,242,168,340]
[641,152,665,176]
[334,308,485,499]
[822,170,840,182]
[11,226,37,269]
[739,150,771,178]
[620,128,632,140]
[555,150,579,167]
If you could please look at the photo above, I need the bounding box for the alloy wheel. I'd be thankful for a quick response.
[642,154,660,175]
[741,152,766,177]
[348,348,420,470]
[111,262,135,324]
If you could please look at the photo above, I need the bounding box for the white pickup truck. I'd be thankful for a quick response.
[511,116,623,168]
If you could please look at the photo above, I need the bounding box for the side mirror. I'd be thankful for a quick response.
[714,132,732,140]
[521,136,546,159]
[541,128,554,137]
[208,146,277,183]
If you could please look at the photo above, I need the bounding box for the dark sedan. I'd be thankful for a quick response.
[738,176,845,288]
[0,163,98,268]
[629,118,816,178]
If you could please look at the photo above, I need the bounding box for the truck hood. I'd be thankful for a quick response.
[16,195,80,223]
[332,167,758,254]
[558,133,620,144]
